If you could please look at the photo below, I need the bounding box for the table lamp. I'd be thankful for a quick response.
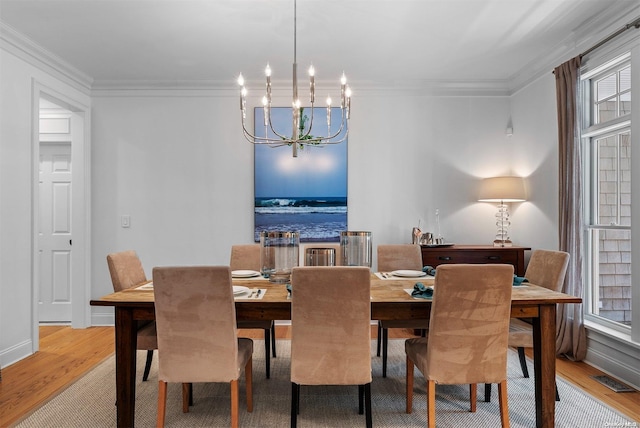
[478,176,526,247]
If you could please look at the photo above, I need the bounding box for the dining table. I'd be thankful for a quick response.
[90,272,582,428]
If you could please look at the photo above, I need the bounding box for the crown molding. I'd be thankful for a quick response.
[0,21,93,93]
[508,3,640,95]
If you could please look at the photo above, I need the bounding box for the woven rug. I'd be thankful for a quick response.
[16,340,634,427]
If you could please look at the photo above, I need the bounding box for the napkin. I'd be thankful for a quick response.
[422,265,436,276]
[513,275,529,286]
[411,282,434,299]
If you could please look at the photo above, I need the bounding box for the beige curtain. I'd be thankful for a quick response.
[555,56,587,361]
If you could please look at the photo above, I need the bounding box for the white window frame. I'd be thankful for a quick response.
[581,55,632,334]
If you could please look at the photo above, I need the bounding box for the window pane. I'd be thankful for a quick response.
[596,229,632,325]
[597,98,617,123]
[620,132,631,227]
[620,91,631,116]
[597,131,631,226]
[597,135,618,225]
[596,73,617,101]
[619,66,630,92]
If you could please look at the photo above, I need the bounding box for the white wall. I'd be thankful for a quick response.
[0,47,91,366]
[89,89,548,325]
[2,48,562,364]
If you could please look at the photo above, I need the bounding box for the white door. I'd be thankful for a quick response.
[38,142,73,322]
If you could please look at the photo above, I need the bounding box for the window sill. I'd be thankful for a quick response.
[584,319,639,349]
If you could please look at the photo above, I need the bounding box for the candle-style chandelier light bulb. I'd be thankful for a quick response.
[237,0,350,157]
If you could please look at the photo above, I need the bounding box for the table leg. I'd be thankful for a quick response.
[115,307,137,427]
[532,304,556,428]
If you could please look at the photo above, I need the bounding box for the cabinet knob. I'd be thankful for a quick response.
[438,256,452,261]
[488,256,500,260]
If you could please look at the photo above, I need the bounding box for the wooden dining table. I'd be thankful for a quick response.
[90,274,581,428]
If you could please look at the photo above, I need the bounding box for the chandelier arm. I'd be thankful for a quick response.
[266,109,293,141]
[241,115,288,144]
[299,102,315,139]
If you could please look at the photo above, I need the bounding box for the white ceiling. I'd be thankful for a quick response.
[1,0,638,93]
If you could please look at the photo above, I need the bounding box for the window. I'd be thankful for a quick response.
[582,57,632,329]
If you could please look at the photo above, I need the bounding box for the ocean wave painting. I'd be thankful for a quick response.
[254,107,348,242]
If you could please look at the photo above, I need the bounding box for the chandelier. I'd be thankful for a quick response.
[237,0,351,157]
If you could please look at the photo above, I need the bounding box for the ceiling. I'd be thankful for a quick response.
[1,0,638,93]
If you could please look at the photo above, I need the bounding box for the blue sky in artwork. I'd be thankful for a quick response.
[254,107,347,198]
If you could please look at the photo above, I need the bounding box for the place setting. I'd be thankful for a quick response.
[233,285,266,300]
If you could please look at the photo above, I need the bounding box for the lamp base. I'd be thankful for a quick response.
[493,239,513,247]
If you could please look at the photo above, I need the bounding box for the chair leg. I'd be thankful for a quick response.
[427,379,436,428]
[382,327,389,378]
[484,383,491,402]
[182,383,190,413]
[358,385,364,414]
[291,382,299,428]
[188,383,193,406]
[517,347,529,378]
[271,322,277,357]
[376,321,382,357]
[230,379,239,428]
[143,350,153,381]
[246,357,253,412]
[157,380,167,428]
[469,383,477,412]
[497,380,510,428]
[364,383,372,428]
[264,328,271,379]
[405,355,414,414]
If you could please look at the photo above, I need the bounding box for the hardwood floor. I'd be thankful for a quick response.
[1,325,638,426]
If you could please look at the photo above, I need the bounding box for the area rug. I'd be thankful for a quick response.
[16,340,635,427]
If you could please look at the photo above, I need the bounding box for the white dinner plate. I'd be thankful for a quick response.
[232,270,261,278]
[391,270,427,278]
[233,286,251,296]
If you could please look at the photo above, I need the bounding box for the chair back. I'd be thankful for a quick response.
[153,266,240,383]
[377,244,422,271]
[290,266,371,385]
[524,249,570,292]
[106,250,147,291]
[425,264,513,385]
[230,244,261,271]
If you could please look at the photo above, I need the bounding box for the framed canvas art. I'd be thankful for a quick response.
[254,107,348,242]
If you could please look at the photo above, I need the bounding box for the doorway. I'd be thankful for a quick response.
[33,87,90,343]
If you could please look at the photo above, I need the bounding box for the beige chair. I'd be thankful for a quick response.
[230,244,276,379]
[106,250,157,381]
[502,249,569,402]
[153,266,253,428]
[290,266,372,428]
[405,264,513,428]
[377,244,429,377]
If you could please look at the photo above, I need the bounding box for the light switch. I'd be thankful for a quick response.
[121,215,131,228]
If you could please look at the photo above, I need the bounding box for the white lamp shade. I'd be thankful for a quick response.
[478,176,527,202]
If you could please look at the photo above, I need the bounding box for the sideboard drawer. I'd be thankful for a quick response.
[423,250,518,265]
[420,245,530,276]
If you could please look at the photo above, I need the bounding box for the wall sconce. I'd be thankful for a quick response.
[478,176,526,247]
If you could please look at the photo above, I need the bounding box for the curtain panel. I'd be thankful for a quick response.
[555,56,587,361]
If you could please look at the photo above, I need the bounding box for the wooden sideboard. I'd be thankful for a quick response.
[420,244,530,276]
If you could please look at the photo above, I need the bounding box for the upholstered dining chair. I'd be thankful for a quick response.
[502,249,569,402]
[230,244,276,379]
[153,266,253,428]
[405,264,514,428]
[290,266,372,428]
[106,250,157,381]
[377,244,429,377]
